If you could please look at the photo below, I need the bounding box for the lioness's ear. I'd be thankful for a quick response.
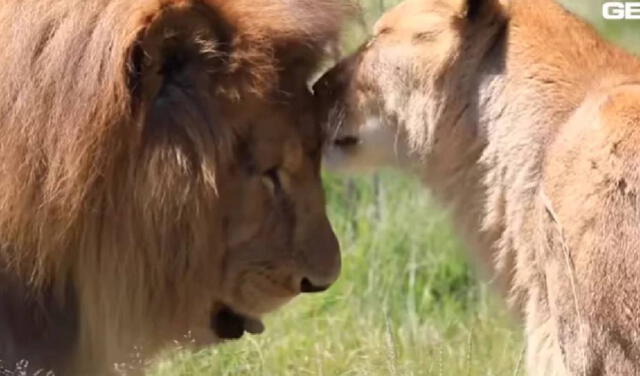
[466,0,483,20]
[461,0,507,21]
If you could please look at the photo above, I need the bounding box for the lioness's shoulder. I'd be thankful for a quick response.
[544,84,640,220]
[554,84,640,160]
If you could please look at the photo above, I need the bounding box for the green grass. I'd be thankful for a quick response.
[150,2,640,375]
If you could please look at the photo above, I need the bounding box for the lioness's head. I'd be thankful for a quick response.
[315,0,506,175]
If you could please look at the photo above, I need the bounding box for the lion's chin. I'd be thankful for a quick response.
[210,305,265,340]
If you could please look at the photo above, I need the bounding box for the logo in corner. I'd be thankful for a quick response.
[603,2,640,20]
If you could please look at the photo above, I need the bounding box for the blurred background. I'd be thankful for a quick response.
[151,2,640,375]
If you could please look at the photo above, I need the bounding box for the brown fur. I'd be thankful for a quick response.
[0,0,352,374]
[316,0,640,374]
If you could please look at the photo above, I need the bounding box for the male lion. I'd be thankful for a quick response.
[0,0,350,374]
[316,0,640,374]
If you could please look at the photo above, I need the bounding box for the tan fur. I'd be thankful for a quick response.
[316,0,640,374]
[0,0,351,374]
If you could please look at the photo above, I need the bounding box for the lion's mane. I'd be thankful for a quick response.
[0,0,351,373]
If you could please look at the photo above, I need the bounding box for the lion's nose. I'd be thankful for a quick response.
[297,221,341,294]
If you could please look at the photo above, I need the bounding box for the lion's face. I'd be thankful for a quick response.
[315,0,474,172]
[214,99,340,326]
[130,2,344,340]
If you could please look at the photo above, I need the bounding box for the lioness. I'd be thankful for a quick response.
[315,0,640,374]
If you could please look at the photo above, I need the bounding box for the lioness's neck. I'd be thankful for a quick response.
[429,0,640,288]
[477,0,640,215]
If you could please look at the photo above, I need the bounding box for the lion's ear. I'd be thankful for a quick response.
[128,3,231,114]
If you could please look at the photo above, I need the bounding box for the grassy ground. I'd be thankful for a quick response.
[151,2,639,375]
